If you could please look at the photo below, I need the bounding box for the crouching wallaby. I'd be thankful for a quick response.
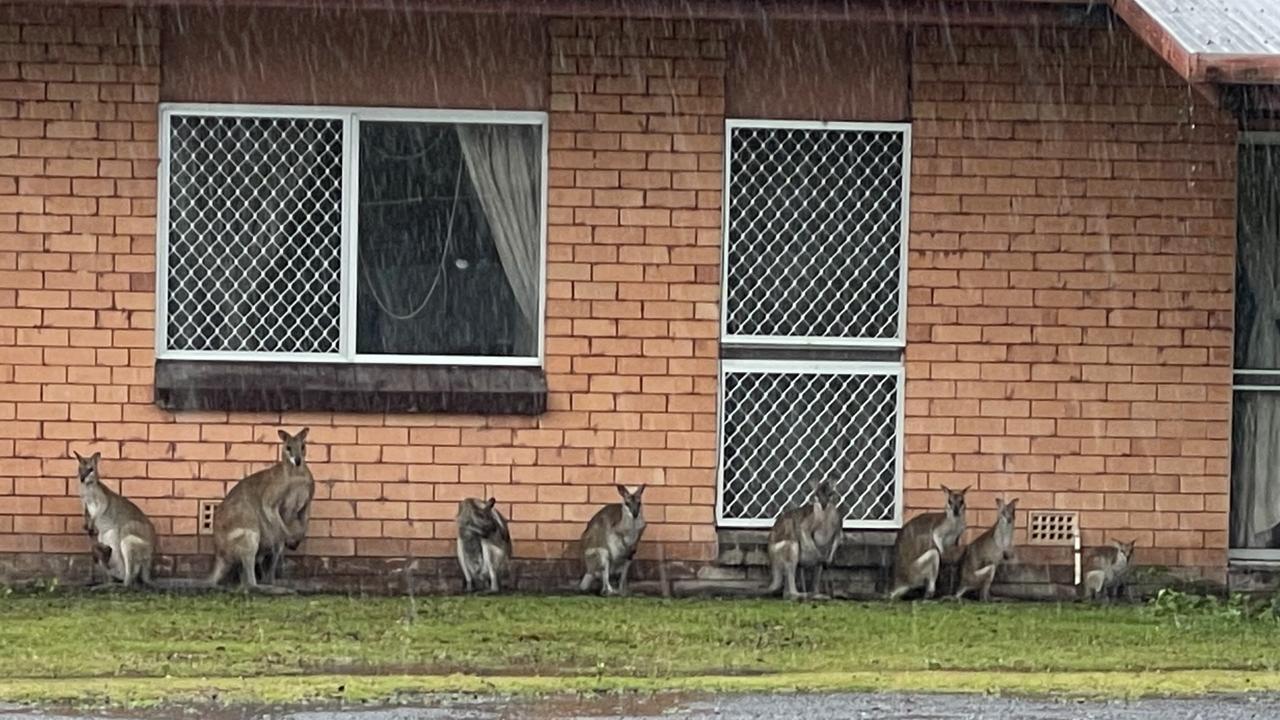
[209,428,315,593]
[767,480,844,601]
[889,485,968,601]
[456,497,513,594]
[579,485,646,596]
[1082,538,1137,602]
[954,497,1018,601]
[74,451,157,589]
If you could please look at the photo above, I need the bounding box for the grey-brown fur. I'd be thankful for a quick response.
[1081,538,1136,602]
[954,497,1018,601]
[208,428,316,593]
[74,451,157,589]
[766,480,844,600]
[579,485,646,596]
[456,497,513,594]
[889,485,969,601]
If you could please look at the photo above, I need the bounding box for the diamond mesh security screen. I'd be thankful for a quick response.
[164,114,344,355]
[718,366,900,526]
[724,124,907,343]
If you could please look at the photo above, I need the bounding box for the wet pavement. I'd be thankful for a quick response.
[6,693,1280,720]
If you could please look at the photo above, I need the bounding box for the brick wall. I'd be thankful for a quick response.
[0,6,725,573]
[905,25,1236,577]
[0,4,1241,584]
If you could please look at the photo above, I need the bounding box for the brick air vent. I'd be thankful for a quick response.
[199,500,220,534]
[1027,511,1078,546]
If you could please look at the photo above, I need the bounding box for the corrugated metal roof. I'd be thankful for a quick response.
[1130,0,1280,56]
[1112,0,1280,84]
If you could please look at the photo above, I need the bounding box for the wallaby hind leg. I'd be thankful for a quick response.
[782,556,801,601]
[977,565,997,602]
[616,559,633,597]
[919,549,941,599]
[578,571,596,594]
[481,543,502,595]
[599,555,618,597]
[457,538,475,593]
[810,564,830,601]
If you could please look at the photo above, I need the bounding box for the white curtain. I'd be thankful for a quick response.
[1234,144,1280,548]
[456,124,541,331]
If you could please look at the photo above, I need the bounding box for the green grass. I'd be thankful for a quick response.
[3,590,1280,706]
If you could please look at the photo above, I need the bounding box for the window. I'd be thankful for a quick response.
[157,105,547,366]
[716,120,909,529]
[1231,132,1280,559]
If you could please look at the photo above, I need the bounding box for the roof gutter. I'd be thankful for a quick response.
[1109,0,1280,85]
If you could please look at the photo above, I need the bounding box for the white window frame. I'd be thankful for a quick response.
[715,118,912,531]
[154,102,550,368]
[718,118,912,350]
[714,358,906,530]
[1229,130,1280,563]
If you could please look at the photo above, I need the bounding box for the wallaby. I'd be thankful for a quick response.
[1082,538,1137,602]
[888,485,969,601]
[766,480,844,600]
[74,451,157,589]
[455,497,513,594]
[954,497,1018,601]
[579,485,647,596]
[208,428,315,593]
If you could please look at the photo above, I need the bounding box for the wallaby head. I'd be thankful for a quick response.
[997,497,1018,525]
[1112,538,1137,562]
[942,484,969,517]
[812,480,838,511]
[277,428,310,468]
[460,497,500,536]
[617,484,645,518]
[73,451,102,486]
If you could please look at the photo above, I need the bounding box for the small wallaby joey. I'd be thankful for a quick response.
[954,497,1018,601]
[455,497,513,594]
[208,428,315,593]
[1082,538,1137,602]
[889,485,969,601]
[579,484,647,597]
[767,480,844,601]
[74,451,157,589]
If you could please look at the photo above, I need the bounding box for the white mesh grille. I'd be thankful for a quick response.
[164,114,345,355]
[718,364,901,527]
[724,124,907,343]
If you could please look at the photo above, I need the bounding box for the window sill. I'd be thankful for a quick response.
[154,359,547,415]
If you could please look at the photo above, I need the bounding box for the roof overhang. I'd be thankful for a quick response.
[1109,0,1280,85]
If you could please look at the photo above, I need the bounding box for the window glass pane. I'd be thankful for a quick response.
[724,125,906,342]
[1235,141,1280,370]
[1232,390,1280,549]
[719,366,899,526]
[165,115,344,354]
[356,121,541,358]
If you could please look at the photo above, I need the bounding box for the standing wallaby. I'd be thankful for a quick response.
[954,497,1018,601]
[208,428,315,593]
[74,451,157,589]
[455,497,513,594]
[888,485,969,601]
[579,485,647,596]
[1082,538,1137,602]
[766,480,845,600]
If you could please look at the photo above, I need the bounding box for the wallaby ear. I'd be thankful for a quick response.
[296,427,310,442]
[485,497,497,510]
[89,451,101,465]
[278,429,291,443]
[615,484,629,499]
[960,485,971,495]
[73,450,84,462]
[940,484,952,494]
[633,484,646,498]
[995,497,1005,510]
[1007,497,1019,510]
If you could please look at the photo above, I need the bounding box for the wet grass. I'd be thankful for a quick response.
[3,590,1280,705]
